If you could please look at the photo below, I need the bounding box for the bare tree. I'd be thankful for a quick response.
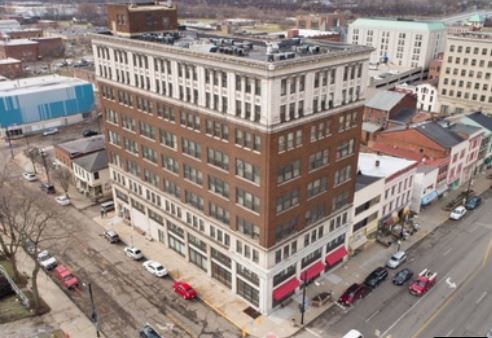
[33,149,51,185]
[23,147,41,174]
[53,166,72,198]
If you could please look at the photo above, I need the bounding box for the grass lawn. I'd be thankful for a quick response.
[0,291,50,323]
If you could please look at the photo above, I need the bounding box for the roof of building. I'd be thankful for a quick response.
[73,150,108,172]
[466,112,492,131]
[355,173,382,191]
[468,14,485,23]
[0,57,21,65]
[416,121,464,149]
[365,91,406,111]
[350,18,446,32]
[276,29,339,38]
[358,152,417,179]
[0,75,90,97]
[56,135,105,158]
[391,107,416,123]
[370,142,424,161]
[448,123,482,139]
[362,121,382,133]
[95,29,372,65]
[0,38,38,46]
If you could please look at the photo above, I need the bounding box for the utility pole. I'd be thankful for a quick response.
[88,283,101,337]
[466,174,473,202]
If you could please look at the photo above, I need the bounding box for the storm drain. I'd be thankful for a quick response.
[243,306,261,319]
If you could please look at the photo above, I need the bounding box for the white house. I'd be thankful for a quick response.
[72,150,111,199]
[358,153,418,228]
[349,173,384,252]
[415,81,440,113]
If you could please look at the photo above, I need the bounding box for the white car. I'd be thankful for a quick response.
[37,250,57,270]
[143,260,168,277]
[449,206,467,220]
[55,195,71,206]
[124,246,144,260]
[42,127,58,136]
[22,171,37,182]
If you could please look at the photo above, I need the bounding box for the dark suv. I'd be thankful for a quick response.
[40,182,56,194]
[338,283,369,306]
[465,196,482,210]
[364,267,388,288]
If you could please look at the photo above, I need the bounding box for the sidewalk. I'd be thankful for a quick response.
[94,172,492,338]
[0,250,103,338]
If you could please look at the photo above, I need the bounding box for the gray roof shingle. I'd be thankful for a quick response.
[73,150,108,172]
[57,135,105,158]
[467,112,492,131]
[365,91,406,111]
[416,121,464,149]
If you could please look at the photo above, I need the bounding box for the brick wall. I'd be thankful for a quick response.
[33,37,64,58]
[0,60,23,79]
[388,94,417,120]
[376,129,448,159]
[0,42,39,61]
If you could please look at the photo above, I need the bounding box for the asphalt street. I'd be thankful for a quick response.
[297,190,492,338]
[1,127,240,338]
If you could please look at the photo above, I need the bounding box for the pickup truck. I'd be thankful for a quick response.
[409,268,437,296]
[37,250,57,270]
[53,265,78,289]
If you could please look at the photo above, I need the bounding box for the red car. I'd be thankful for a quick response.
[53,265,78,289]
[338,283,369,306]
[172,281,197,300]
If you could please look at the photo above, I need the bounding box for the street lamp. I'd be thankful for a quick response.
[88,283,101,337]
[300,270,307,325]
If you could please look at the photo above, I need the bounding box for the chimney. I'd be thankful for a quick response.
[375,160,380,167]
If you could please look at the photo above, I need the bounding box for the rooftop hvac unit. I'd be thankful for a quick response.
[295,45,309,53]
[285,52,295,59]
[309,45,320,54]
[209,46,218,53]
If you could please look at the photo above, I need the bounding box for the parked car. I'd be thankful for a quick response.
[40,182,56,194]
[449,206,467,220]
[465,196,482,210]
[104,230,120,243]
[143,260,167,277]
[342,330,364,338]
[53,265,78,289]
[364,267,388,288]
[100,201,115,213]
[82,129,98,137]
[338,283,369,306]
[393,268,414,286]
[37,250,57,270]
[139,324,162,338]
[42,127,58,136]
[311,291,332,307]
[55,195,71,206]
[22,171,37,182]
[386,250,407,269]
[172,281,197,300]
[124,246,143,260]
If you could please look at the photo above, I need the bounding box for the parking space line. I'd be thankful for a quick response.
[365,309,380,322]
[305,327,322,338]
[442,248,452,256]
[475,291,487,304]
[445,328,454,337]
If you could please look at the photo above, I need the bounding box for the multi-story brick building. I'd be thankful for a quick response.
[92,2,371,314]
[428,53,443,81]
[0,57,23,79]
[438,32,492,115]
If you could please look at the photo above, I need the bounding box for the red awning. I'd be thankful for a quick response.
[300,261,325,281]
[325,246,348,266]
[273,277,300,301]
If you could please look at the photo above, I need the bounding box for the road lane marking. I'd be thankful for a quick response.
[442,248,452,256]
[445,329,454,337]
[365,309,380,322]
[305,327,322,337]
[412,237,492,338]
[475,291,487,304]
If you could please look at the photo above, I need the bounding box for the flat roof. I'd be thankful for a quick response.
[0,38,38,46]
[358,152,417,179]
[0,57,21,65]
[96,29,372,65]
[0,75,90,97]
[355,173,382,191]
[350,18,446,32]
[365,91,406,111]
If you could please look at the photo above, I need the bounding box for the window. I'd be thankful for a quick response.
[180,111,200,131]
[159,129,176,149]
[277,160,301,184]
[209,202,230,225]
[310,120,331,142]
[275,218,297,242]
[156,104,176,121]
[123,137,138,154]
[332,191,349,211]
[106,109,119,124]
[236,159,260,184]
[207,148,229,171]
[236,278,259,307]
[301,248,322,268]
[236,217,259,240]
[208,175,229,198]
[139,121,155,139]
[189,247,207,271]
[336,139,355,160]
[183,164,203,185]
[211,247,232,268]
[334,165,352,186]
[305,203,325,225]
[235,129,261,152]
[161,154,179,174]
[206,120,229,141]
[164,180,180,198]
[276,189,299,213]
[309,150,329,171]
[141,145,157,163]
[307,177,328,198]
[338,112,358,132]
[278,130,303,153]
[182,138,201,159]
[281,78,287,96]
[237,263,259,286]
[355,195,381,215]
[212,262,232,288]
[273,264,296,287]
[185,191,204,211]
[236,188,260,213]
[121,115,135,131]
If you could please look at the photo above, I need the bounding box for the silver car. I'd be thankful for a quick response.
[386,250,407,269]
